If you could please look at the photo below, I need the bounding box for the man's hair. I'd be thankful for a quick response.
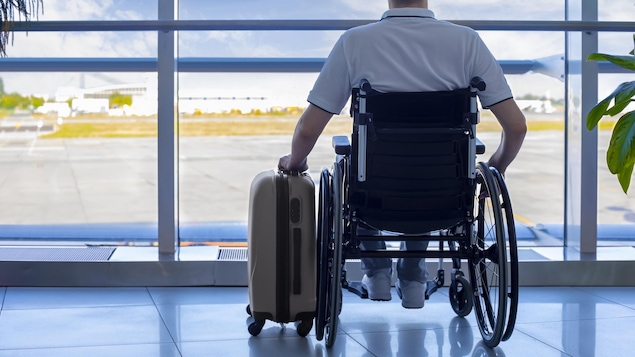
[391,0,425,5]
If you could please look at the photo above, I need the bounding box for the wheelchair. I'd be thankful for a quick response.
[315,77,519,348]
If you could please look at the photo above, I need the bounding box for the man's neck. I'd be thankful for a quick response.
[388,1,428,9]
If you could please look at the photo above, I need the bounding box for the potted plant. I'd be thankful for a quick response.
[0,0,43,56]
[586,34,635,193]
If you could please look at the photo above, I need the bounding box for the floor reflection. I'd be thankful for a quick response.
[0,286,634,356]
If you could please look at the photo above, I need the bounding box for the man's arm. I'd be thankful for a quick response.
[278,104,334,171]
[486,98,527,175]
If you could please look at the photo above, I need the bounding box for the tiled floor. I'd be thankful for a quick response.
[0,286,634,356]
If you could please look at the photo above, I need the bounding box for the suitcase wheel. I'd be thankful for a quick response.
[248,319,265,336]
[295,320,313,337]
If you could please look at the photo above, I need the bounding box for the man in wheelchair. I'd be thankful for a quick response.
[279,0,526,309]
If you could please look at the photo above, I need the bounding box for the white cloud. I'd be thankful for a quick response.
[337,0,386,17]
[599,2,635,21]
[38,0,114,20]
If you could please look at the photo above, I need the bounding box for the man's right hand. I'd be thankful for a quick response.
[278,154,308,172]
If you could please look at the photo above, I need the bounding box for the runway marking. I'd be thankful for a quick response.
[513,214,535,226]
[0,146,63,151]
[27,138,38,155]
[180,242,247,247]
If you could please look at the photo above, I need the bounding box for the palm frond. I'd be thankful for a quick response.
[0,0,43,57]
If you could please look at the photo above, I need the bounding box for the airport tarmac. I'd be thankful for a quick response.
[0,115,634,243]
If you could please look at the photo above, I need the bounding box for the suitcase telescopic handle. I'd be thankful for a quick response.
[278,169,303,176]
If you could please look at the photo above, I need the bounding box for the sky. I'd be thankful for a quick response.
[1,0,633,105]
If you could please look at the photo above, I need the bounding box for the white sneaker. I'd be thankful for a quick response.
[361,273,392,301]
[396,279,425,309]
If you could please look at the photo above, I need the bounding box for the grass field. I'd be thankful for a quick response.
[38,112,617,139]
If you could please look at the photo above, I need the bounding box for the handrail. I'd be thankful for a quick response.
[0,58,537,73]
[9,19,635,32]
[0,57,627,75]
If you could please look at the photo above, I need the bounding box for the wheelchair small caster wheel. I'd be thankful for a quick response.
[449,275,473,317]
[248,319,265,336]
[246,304,252,316]
[295,320,313,337]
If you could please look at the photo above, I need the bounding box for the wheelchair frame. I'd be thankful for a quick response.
[315,78,519,348]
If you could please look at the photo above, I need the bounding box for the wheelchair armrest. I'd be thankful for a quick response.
[476,137,485,155]
[332,135,351,155]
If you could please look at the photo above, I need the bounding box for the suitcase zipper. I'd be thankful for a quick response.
[292,227,302,295]
[275,172,291,322]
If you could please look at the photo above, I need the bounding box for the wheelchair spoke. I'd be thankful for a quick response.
[475,261,497,330]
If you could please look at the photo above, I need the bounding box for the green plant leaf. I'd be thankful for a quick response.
[588,53,635,71]
[606,111,635,174]
[587,82,635,130]
[606,81,635,116]
[586,96,613,130]
[616,161,634,193]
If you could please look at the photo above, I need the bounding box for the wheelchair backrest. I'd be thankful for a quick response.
[349,82,479,234]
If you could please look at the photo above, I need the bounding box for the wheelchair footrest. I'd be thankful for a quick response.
[347,280,439,301]
[345,281,369,299]
[425,280,439,300]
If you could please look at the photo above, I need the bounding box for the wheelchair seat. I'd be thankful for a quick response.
[315,77,519,349]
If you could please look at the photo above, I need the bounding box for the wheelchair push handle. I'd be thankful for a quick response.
[360,79,372,93]
[359,79,379,95]
[470,77,486,91]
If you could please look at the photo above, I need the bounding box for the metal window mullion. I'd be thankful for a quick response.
[580,0,598,254]
[0,58,630,76]
[157,0,178,255]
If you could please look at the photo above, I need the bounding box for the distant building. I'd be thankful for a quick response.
[515,99,556,114]
[71,98,109,115]
[41,75,308,116]
[34,102,71,117]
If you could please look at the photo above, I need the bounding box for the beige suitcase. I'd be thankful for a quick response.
[246,169,316,337]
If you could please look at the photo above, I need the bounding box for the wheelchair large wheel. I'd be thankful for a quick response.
[325,162,344,348]
[315,166,344,347]
[315,168,331,341]
[469,162,508,347]
[491,167,519,342]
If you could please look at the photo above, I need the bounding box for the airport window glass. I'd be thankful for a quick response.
[433,1,563,21]
[596,70,635,246]
[0,1,160,245]
[7,32,157,58]
[594,19,635,246]
[0,72,158,243]
[597,0,633,21]
[483,31,567,248]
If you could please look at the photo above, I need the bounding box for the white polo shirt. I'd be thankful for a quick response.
[307,8,513,114]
